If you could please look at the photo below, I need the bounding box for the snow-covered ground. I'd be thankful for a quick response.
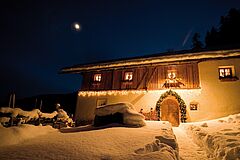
[0,113,239,160]
[0,124,56,147]
[173,127,209,160]
[0,121,178,160]
[180,113,240,160]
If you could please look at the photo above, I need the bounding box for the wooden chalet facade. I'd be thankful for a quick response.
[80,62,200,91]
[61,49,240,126]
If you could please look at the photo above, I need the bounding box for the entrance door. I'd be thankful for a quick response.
[161,96,180,127]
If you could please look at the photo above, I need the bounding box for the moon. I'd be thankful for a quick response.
[72,22,81,31]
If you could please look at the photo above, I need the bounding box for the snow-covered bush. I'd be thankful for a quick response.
[0,107,74,128]
[56,109,73,123]
[94,102,146,127]
[39,111,58,119]
[0,117,11,126]
[0,107,40,122]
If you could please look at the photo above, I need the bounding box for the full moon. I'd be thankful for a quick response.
[72,22,81,31]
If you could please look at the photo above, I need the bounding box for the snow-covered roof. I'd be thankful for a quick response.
[61,49,240,73]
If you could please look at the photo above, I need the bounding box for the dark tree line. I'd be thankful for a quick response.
[192,8,240,51]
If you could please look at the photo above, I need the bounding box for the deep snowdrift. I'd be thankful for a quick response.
[182,113,240,160]
[1,109,239,160]
[0,121,178,160]
[0,124,56,147]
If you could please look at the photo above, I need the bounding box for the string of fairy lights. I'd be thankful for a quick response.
[78,89,202,97]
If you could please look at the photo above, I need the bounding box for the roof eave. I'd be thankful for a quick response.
[60,49,240,74]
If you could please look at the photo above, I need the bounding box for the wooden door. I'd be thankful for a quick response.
[161,96,180,127]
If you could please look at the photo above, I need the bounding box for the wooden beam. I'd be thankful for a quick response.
[146,66,157,89]
[136,67,148,89]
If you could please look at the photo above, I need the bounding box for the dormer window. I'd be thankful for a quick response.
[124,72,133,81]
[93,74,101,82]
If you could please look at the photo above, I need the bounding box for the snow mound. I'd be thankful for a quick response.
[0,121,180,160]
[40,111,58,119]
[0,107,73,126]
[0,124,56,147]
[0,107,40,122]
[95,102,146,126]
[0,117,10,125]
[0,107,14,113]
[56,109,73,124]
[135,122,179,160]
[135,140,178,160]
[183,113,240,160]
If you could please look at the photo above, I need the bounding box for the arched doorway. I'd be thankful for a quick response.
[156,90,187,126]
[161,96,180,126]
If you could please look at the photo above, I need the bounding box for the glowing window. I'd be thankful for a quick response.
[96,98,107,107]
[190,102,199,111]
[93,74,101,82]
[218,67,233,78]
[124,72,133,81]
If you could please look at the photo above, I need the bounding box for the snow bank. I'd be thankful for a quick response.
[95,102,146,126]
[0,107,14,113]
[0,117,10,124]
[0,107,40,122]
[182,113,240,160]
[0,121,178,160]
[56,109,73,123]
[0,124,56,147]
[40,111,58,119]
[0,107,73,125]
[135,122,179,160]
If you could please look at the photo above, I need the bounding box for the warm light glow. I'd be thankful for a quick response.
[218,66,234,78]
[78,89,202,97]
[94,74,101,82]
[124,72,133,81]
[168,72,176,79]
[219,69,225,77]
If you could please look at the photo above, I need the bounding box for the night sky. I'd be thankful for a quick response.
[0,0,240,99]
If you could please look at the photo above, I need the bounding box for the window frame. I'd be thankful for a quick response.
[123,71,133,82]
[93,73,102,82]
[96,98,107,107]
[218,67,233,79]
[218,66,238,81]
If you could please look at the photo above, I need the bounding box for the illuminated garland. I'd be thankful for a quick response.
[155,90,187,123]
[78,90,148,97]
[78,89,201,97]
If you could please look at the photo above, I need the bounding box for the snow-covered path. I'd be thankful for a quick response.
[173,127,208,160]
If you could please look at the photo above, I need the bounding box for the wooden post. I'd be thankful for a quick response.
[8,94,12,108]
[12,94,15,108]
[11,93,15,126]
[39,100,42,110]
[38,100,42,125]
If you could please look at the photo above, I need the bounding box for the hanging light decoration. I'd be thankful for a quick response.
[78,89,202,97]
